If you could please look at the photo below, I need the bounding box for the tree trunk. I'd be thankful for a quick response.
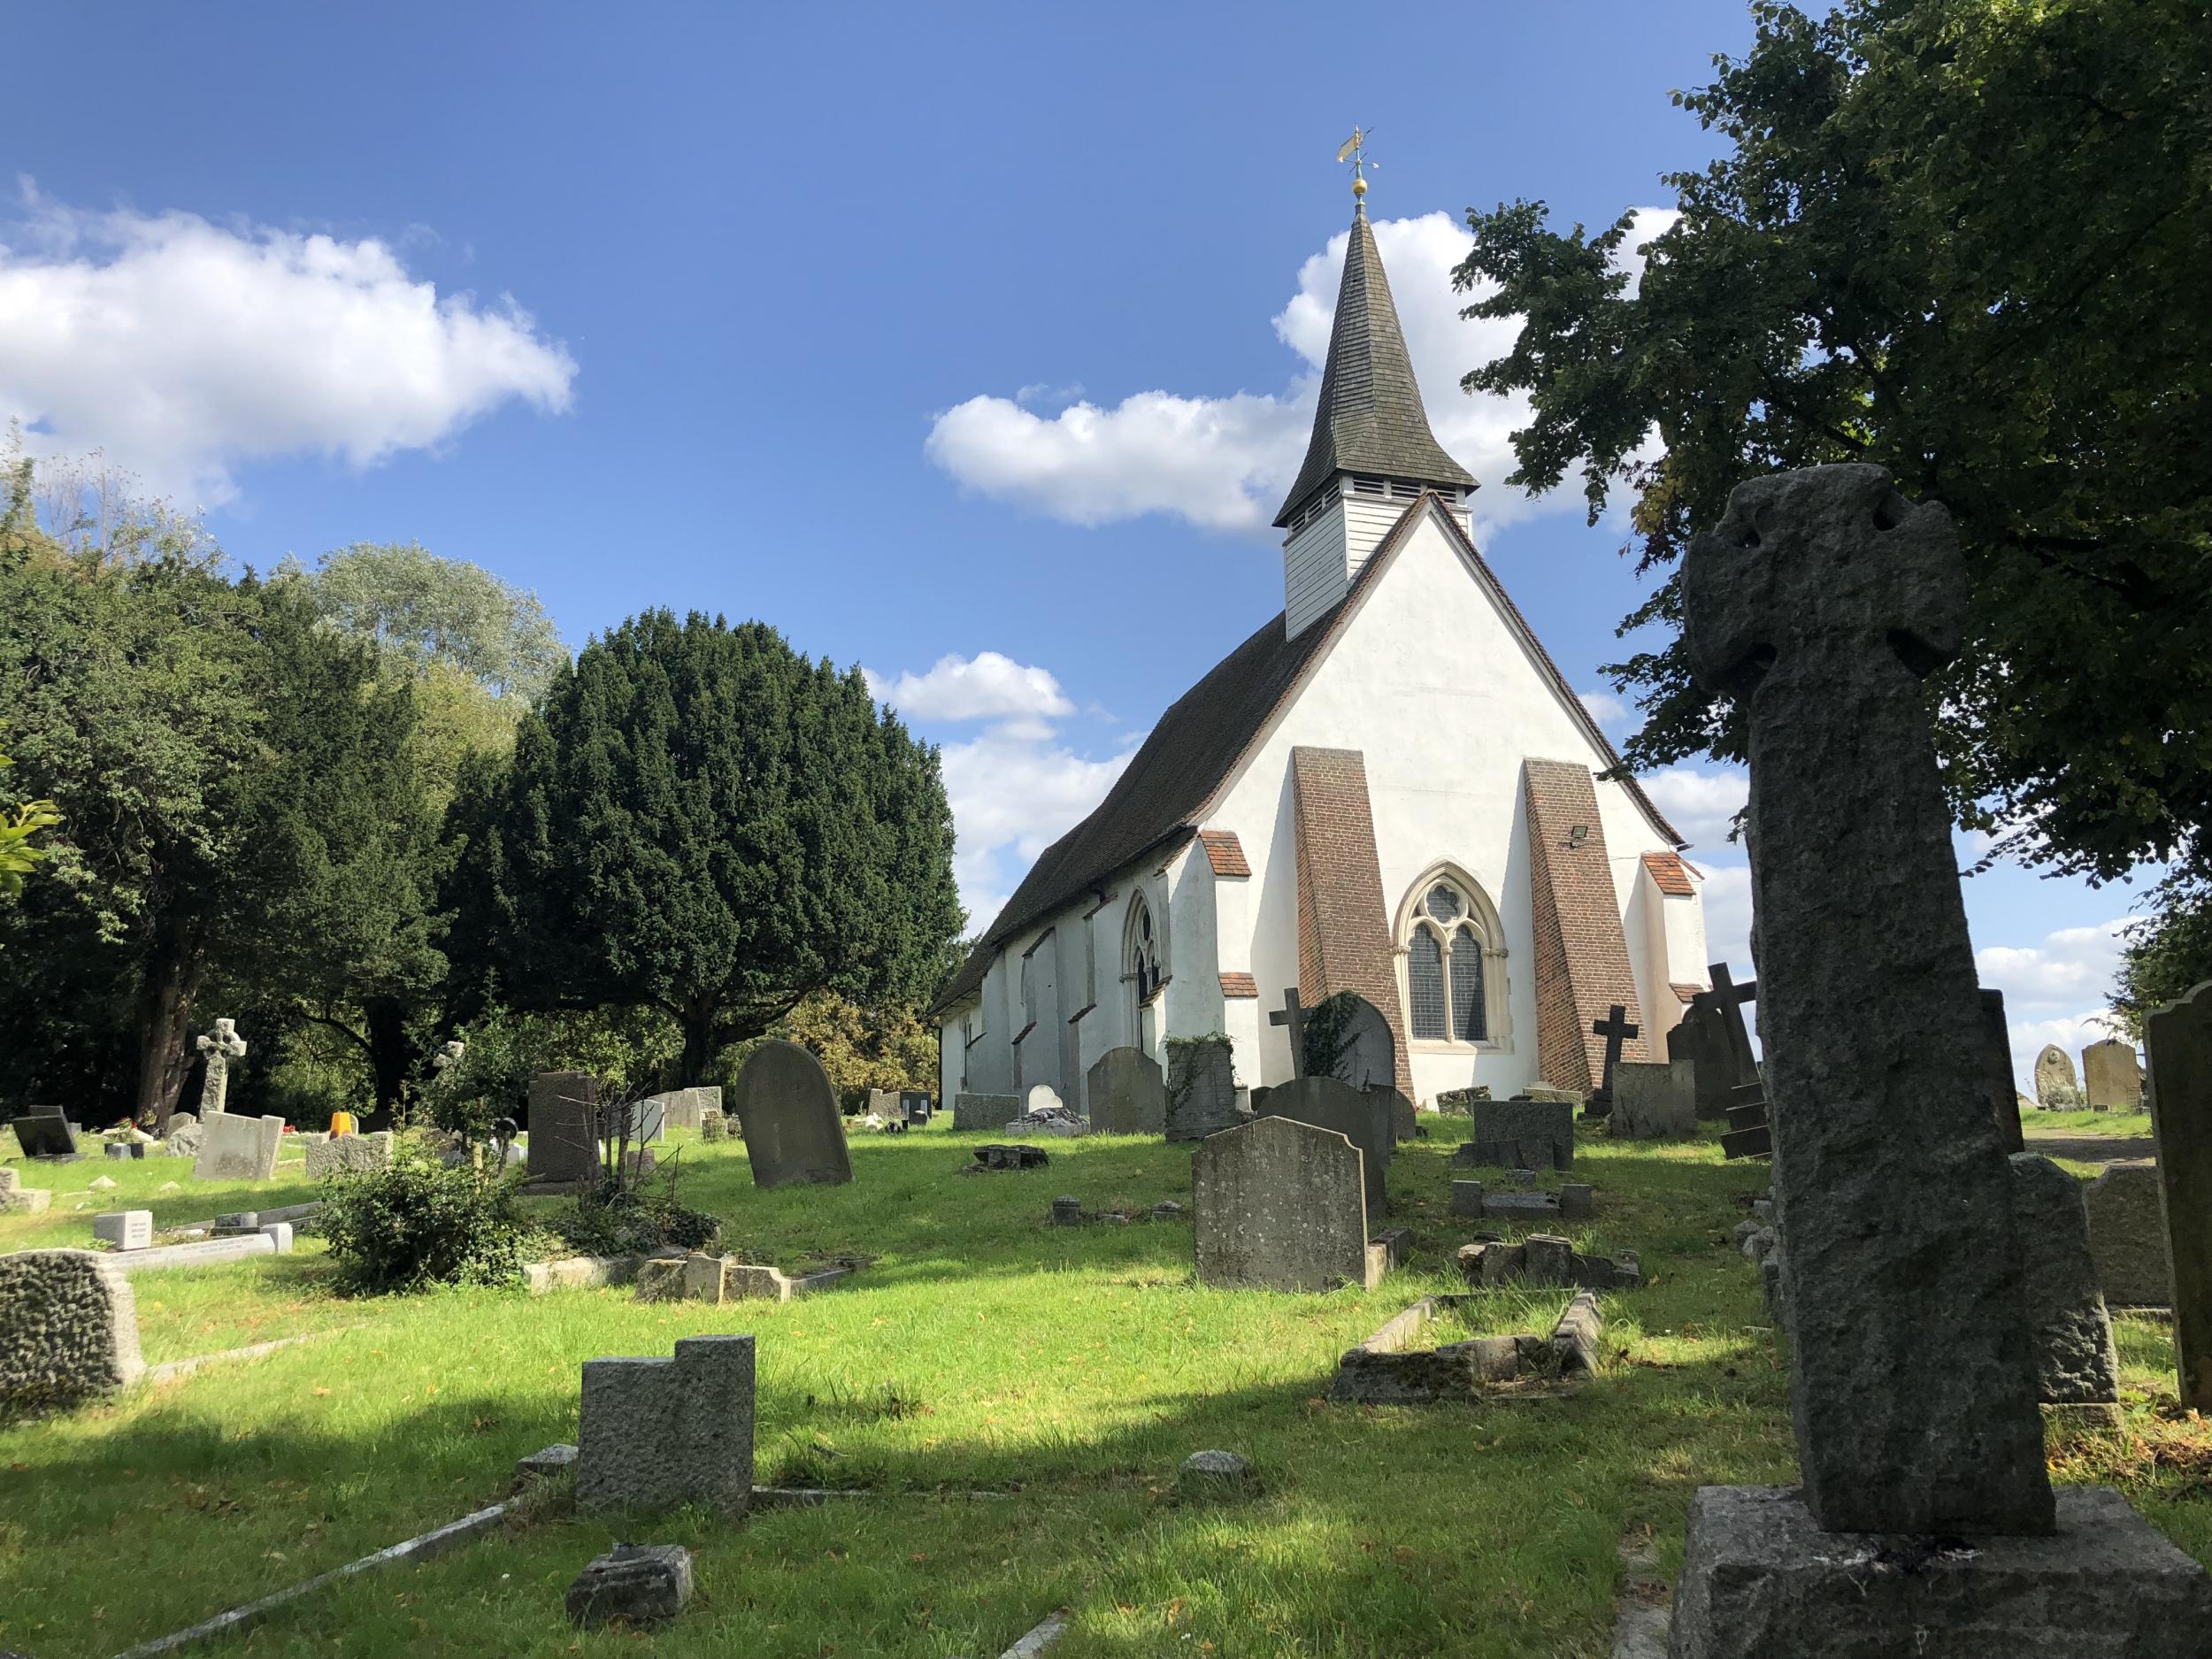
[680,1005,717,1090]
[135,920,205,1133]
[362,997,414,1132]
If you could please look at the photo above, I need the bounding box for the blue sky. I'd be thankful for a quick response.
[1,2,2152,1079]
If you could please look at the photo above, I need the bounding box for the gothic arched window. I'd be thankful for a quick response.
[1396,869,1508,1048]
[1125,892,1163,1005]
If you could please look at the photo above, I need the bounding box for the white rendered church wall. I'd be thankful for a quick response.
[1215,503,1697,1097]
[1163,842,1223,1044]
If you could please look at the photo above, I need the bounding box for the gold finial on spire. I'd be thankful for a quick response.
[1335,127,1376,210]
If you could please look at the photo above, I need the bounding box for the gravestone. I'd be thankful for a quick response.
[0,1249,144,1417]
[1025,1083,1064,1117]
[732,1041,852,1189]
[1608,1060,1694,1141]
[1165,1037,1242,1142]
[650,1087,718,1133]
[1663,465,2209,1657]
[953,1092,1018,1132]
[1086,1047,1166,1135]
[899,1089,932,1125]
[1585,1003,1640,1118]
[11,1107,76,1160]
[305,1130,394,1179]
[866,1087,899,1121]
[577,1334,754,1515]
[1455,1099,1573,1171]
[2083,1158,2171,1307]
[1192,1114,1379,1293]
[1330,993,1395,1093]
[190,1111,285,1181]
[0,1167,51,1215]
[526,1071,601,1184]
[2145,984,2212,1410]
[2033,1044,2078,1107]
[1980,988,2025,1154]
[1256,1075,1391,1214]
[1373,1086,1417,1143]
[93,1210,153,1251]
[567,1543,694,1628]
[2084,1036,2142,1111]
[1670,999,1740,1119]
[2009,1152,2121,1411]
[194,1018,247,1116]
[700,1108,727,1142]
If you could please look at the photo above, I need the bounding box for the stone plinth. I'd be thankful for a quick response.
[1193,1114,1376,1293]
[1087,1047,1167,1134]
[732,1041,852,1189]
[190,1110,284,1181]
[1668,1485,2212,1658]
[0,1249,144,1417]
[566,1543,694,1627]
[578,1334,754,1515]
[93,1210,153,1251]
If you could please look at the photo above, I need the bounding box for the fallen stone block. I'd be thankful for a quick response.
[1456,1235,1640,1290]
[566,1543,694,1627]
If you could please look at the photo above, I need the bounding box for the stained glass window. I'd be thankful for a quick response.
[1409,926,1447,1039]
[1451,924,1486,1041]
[1425,884,1462,924]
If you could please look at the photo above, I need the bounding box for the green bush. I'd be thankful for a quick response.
[552,1164,720,1259]
[319,1146,541,1294]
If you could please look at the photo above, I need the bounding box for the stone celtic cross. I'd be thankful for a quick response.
[196,1018,248,1117]
[1683,464,2051,1536]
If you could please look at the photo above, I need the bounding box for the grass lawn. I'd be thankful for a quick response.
[3,1119,2206,1658]
[2022,1106,2153,1140]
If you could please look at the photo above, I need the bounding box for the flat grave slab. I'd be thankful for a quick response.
[1329,1291,1604,1403]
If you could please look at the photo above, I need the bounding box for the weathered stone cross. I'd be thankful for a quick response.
[1707,963,1760,1089]
[1269,988,1306,1079]
[1586,1004,1640,1114]
[195,1018,248,1116]
[1683,463,2050,1536]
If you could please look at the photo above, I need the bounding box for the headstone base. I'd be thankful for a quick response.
[1669,1485,2212,1658]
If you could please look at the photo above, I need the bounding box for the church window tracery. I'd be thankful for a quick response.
[1395,869,1508,1048]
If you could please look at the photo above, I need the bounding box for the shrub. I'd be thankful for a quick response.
[319,1146,541,1294]
[552,1163,720,1259]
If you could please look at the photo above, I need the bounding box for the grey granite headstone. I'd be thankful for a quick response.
[527,1071,601,1183]
[577,1334,754,1515]
[190,1111,285,1181]
[1670,998,1740,1119]
[953,1092,1018,1132]
[93,1210,153,1251]
[899,1089,931,1125]
[2083,1158,2171,1307]
[1459,1099,1573,1171]
[1086,1047,1166,1134]
[1329,993,1395,1094]
[11,1107,76,1159]
[1256,1075,1390,1214]
[0,1249,144,1417]
[1165,1037,1242,1142]
[304,1130,394,1179]
[732,1041,852,1189]
[2084,1037,2142,1111]
[2145,983,2212,1409]
[1193,1114,1377,1293]
[2009,1152,2120,1409]
[1373,1086,1417,1144]
[2033,1044,2078,1107]
[1608,1060,1694,1140]
[1682,464,2048,1535]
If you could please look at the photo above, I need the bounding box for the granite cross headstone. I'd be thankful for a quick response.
[1681,464,2049,1536]
[1707,964,1758,1090]
[195,1018,248,1116]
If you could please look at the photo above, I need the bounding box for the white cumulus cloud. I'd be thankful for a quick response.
[1640,764,1749,849]
[1578,688,1630,733]
[866,650,1075,724]
[925,208,1677,536]
[0,183,576,503]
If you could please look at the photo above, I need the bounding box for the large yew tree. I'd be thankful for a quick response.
[465,611,962,1082]
[1454,0,2211,989]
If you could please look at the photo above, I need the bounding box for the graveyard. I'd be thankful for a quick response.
[0,1099,2202,1657]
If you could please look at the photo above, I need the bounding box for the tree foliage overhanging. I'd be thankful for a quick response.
[457,610,964,1083]
[1453,0,2212,1004]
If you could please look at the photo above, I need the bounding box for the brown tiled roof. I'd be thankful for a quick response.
[927,495,1686,1018]
[1671,981,1707,1003]
[1218,972,1259,999]
[1198,830,1251,877]
[1641,851,1696,897]
[1525,758,1651,1092]
[1275,209,1474,526]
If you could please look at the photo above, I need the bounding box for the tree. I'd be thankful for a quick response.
[291,541,565,704]
[467,611,963,1083]
[1455,1,2212,909]
[0,749,59,903]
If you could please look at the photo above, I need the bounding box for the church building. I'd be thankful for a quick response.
[930,181,1709,1111]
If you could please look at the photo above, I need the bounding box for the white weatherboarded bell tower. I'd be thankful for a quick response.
[933,141,1709,1117]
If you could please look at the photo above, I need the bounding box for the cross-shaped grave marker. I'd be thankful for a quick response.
[195,1018,248,1116]
[1586,1003,1640,1118]
[1270,988,1306,1080]
[1708,963,1760,1088]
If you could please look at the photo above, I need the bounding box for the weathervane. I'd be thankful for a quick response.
[1337,127,1377,208]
